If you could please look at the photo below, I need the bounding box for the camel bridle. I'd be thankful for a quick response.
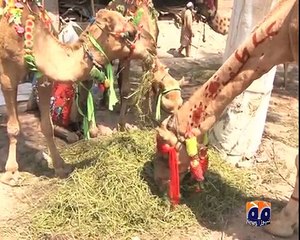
[85,17,141,68]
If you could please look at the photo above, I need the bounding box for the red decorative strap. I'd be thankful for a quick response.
[157,137,180,205]
[190,147,208,181]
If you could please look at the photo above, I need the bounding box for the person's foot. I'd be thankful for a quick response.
[176,49,185,57]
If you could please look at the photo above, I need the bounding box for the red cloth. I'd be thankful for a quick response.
[190,147,208,181]
[156,136,180,205]
[51,82,75,127]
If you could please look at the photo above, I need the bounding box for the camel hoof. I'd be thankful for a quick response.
[1,171,21,186]
[66,132,80,143]
[263,212,297,237]
[55,164,74,179]
[98,125,113,136]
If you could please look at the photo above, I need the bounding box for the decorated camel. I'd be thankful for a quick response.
[194,0,291,87]
[0,0,156,185]
[154,0,298,237]
[106,0,185,128]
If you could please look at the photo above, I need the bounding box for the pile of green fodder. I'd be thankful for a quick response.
[28,130,255,239]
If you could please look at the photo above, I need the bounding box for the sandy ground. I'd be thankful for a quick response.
[0,1,299,239]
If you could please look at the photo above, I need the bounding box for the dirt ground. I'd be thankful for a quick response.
[0,1,299,239]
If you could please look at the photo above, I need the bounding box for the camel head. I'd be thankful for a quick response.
[151,58,187,115]
[86,9,156,63]
[154,109,208,198]
[153,116,192,193]
[194,0,218,22]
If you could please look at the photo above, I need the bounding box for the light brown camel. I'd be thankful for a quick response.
[0,1,156,185]
[154,0,298,237]
[106,0,185,127]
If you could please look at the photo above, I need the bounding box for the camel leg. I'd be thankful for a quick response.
[118,61,131,130]
[283,63,289,89]
[264,154,299,237]
[0,75,21,185]
[37,80,73,178]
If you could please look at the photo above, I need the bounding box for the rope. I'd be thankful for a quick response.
[155,87,181,121]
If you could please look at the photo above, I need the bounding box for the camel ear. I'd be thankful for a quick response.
[179,77,189,86]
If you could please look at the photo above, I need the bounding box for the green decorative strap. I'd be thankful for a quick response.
[76,82,96,140]
[105,63,118,111]
[155,87,181,121]
[24,54,43,79]
[203,132,209,145]
[132,8,144,26]
[88,34,118,111]
[88,34,109,61]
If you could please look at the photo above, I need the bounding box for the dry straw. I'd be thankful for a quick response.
[28,130,255,240]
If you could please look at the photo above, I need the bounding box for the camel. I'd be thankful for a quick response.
[154,0,298,237]
[195,0,291,87]
[106,0,185,128]
[194,0,230,35]
[0,0,156,184]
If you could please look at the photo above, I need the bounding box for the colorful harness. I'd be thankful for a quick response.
[156,116,209,206]
[2,0,143,139]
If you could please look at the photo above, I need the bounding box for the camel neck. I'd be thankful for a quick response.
[32,19,101,82]
[174,0,296,138]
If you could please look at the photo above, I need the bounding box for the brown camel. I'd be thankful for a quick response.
[106,0,185,127]
[0,1,156,185]
[154,0,298,237]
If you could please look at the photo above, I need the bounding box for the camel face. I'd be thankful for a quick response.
[152,68,183,114]
[90,9,156,61]
[195,0,217,20]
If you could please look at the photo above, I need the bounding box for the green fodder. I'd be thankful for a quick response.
[28,130,255,240]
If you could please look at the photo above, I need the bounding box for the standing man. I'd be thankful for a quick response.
[178,2,195,57]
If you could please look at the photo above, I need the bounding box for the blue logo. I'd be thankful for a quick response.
[246,200,271,227]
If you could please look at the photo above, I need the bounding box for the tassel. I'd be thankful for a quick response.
[190,146,208,181]
[190,158,204,181]
[185,136,198,157]
[168,147,180,205]
[157,139,180,205]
